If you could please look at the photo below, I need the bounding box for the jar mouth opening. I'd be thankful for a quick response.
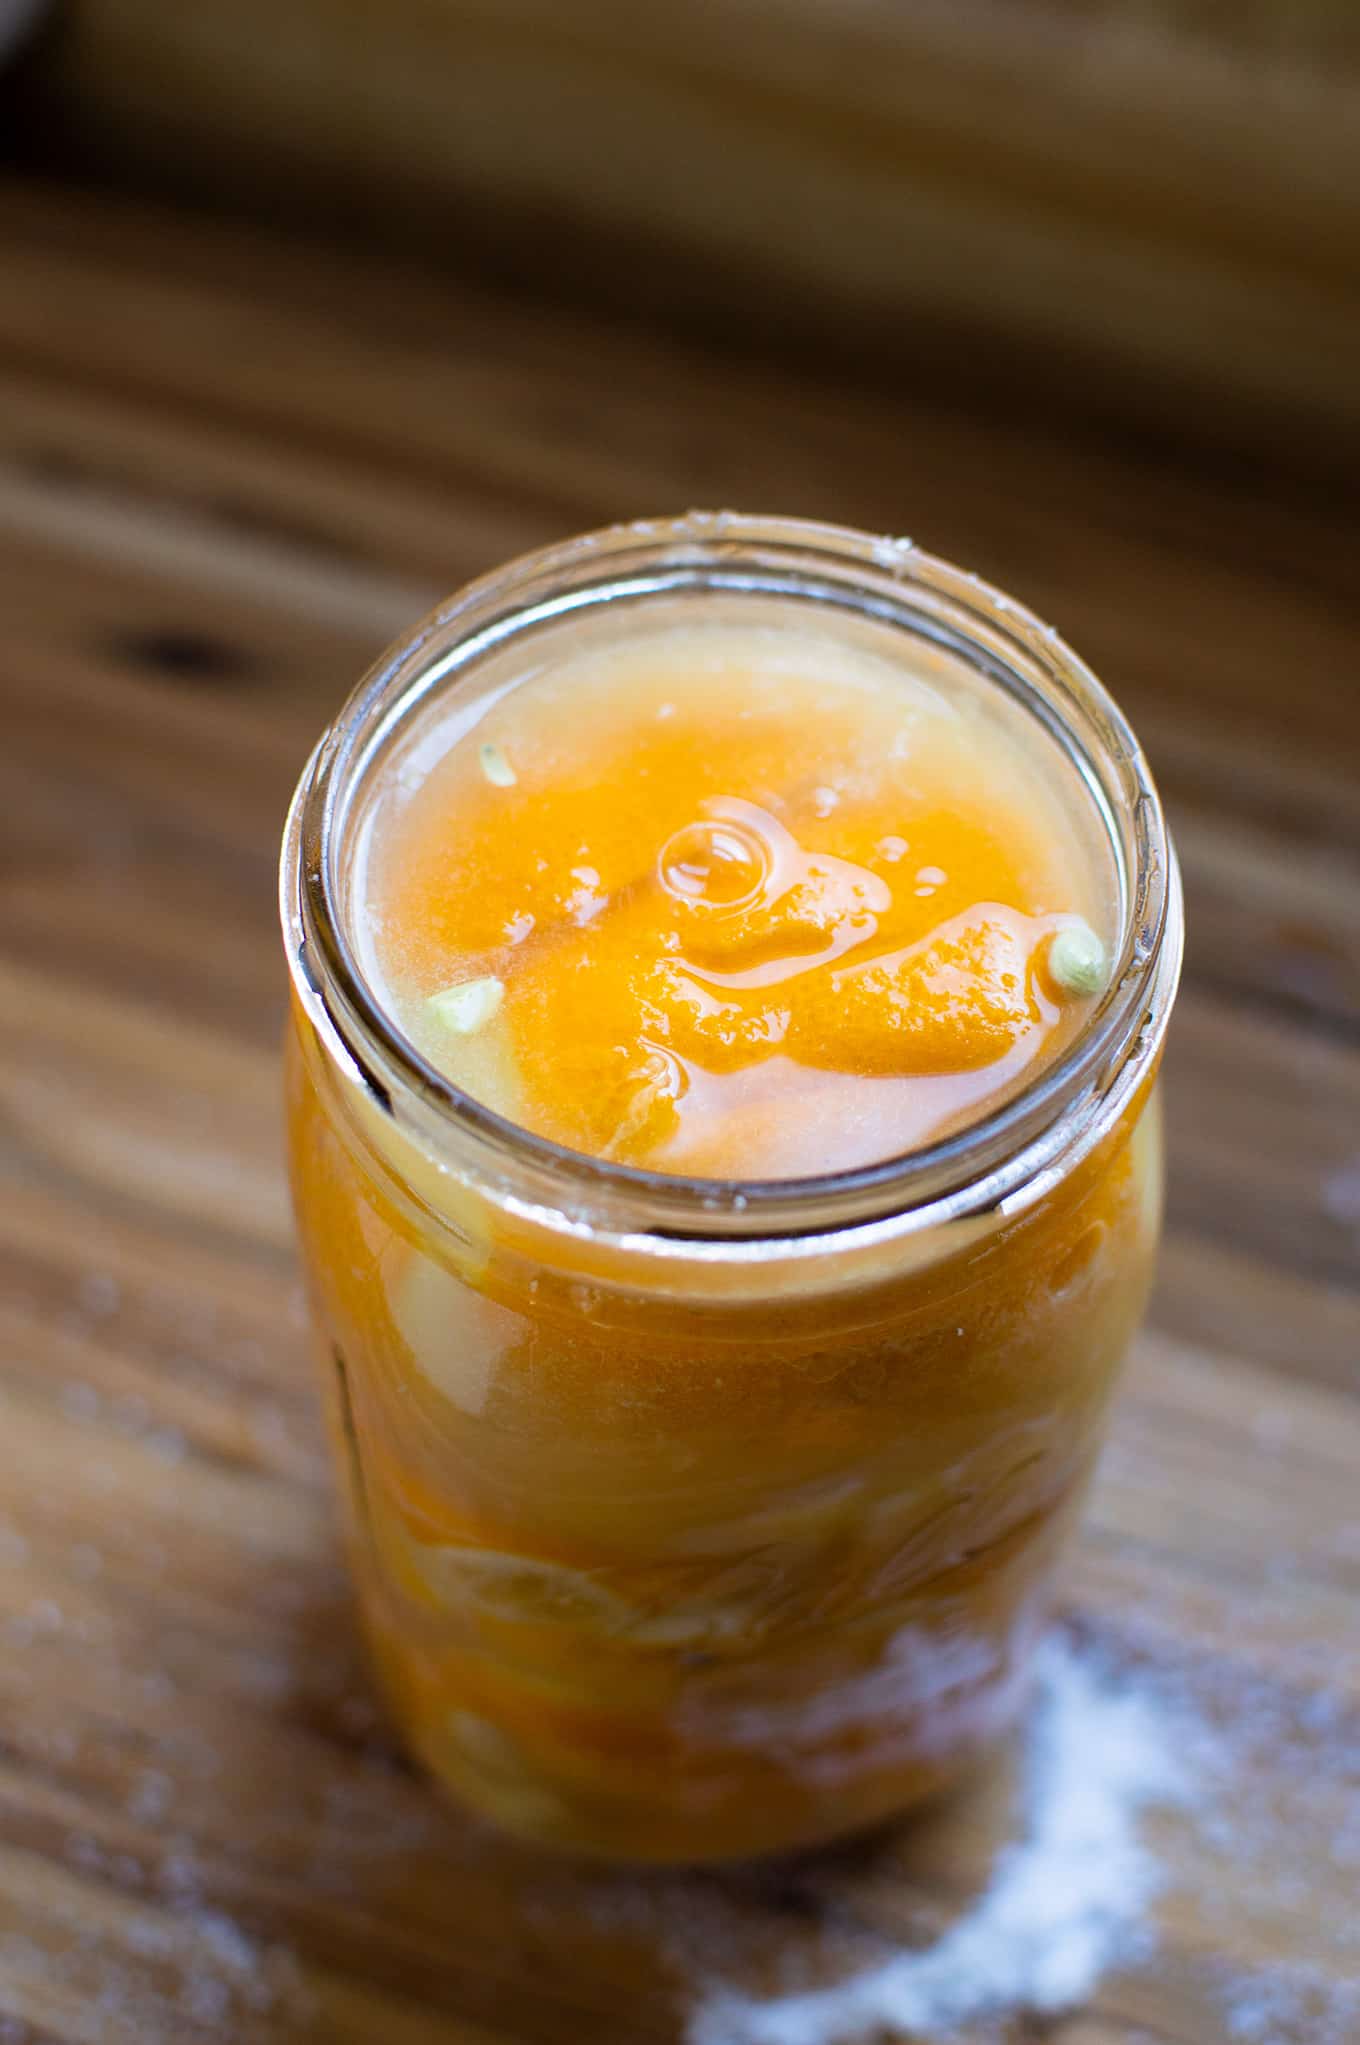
[284,513,1180,1243]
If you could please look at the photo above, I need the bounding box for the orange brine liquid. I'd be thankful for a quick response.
[287,596,1160,1861]
[356,616,1117,1179]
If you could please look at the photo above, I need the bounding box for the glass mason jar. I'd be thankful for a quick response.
[281,515,1182,1863]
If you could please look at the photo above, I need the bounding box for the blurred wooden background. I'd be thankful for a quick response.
[6,0,1360,475]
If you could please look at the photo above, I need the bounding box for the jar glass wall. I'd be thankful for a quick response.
[281,516,1181,1862]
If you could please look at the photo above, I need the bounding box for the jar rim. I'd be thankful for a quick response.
[281,512,1182,1249]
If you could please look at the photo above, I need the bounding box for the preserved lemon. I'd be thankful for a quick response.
[284,520,1179,1860]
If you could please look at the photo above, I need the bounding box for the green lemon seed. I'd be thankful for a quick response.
[428,977,504,1034]
[1047,924,1107,998]
[479,743,517,787]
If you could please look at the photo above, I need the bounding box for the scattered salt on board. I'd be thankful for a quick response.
[690,1636,1190,2045]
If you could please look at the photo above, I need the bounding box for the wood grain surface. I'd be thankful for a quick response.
[0,181,1357,2044]
[11,0,1360,477]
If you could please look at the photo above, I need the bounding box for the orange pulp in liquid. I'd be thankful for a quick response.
[359,617,1115,1177]
[287,608,1158,1860]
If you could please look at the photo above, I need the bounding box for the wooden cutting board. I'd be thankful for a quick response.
[0,182,1356,2045]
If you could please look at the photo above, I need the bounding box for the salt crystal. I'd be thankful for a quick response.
[193,1910,259,1974]
[61,1381,100,1422]
[77,1271,121,1318]
[182,1974,231,2024]
[1322,1155,1360,1231]
[689,1637,1189,2045]
[1220,1961,1360,2045]
[128,1770,174,1824]
[113,1392,151,1432]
